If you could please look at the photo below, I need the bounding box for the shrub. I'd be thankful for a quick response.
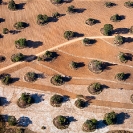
[1,75,12,85]
[15,38,27,49]
[118,52,128,63]
[37,14,49,25]
[52,12,60,18]
[105,2,113,7]
[64,31,74,40]
[50,94,63,107]
[8,0,16,10]
[101,24,113,36]
[110,14,121,22]
[104,111,117,125]
[115,72,125,81]
[3,28,9,34]
[24,72,37,82]
[67,5,75,13]
[114,35,124,45]
[82,119,97,132]
[124,1,133,8]
[85,18,95,26]
[11,53,24,62]
[14,22,25,30]
[8,116,17,126]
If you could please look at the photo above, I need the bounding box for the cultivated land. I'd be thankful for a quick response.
[0,0,133,132]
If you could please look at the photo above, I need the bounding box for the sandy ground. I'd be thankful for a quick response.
[1,86,133,133]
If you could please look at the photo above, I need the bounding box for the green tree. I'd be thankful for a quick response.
[102,24,113,36]
[8,0,16,10]
[8,116,17,126]
[15,38,27,48]
[3,28,9,34]
[37,14,49,25]
[64,31,74,40]
[67,5,75,13]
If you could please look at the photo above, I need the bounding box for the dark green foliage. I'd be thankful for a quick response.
[58,116,68,125]
[11,53,24,62]
[8,0,16,10]
[92,83,101,92]
[118,52,127,63]
[115,72,125,81]
[54,75,63,84]
[51,0,62,4]
[21,93,32,104]
[104,111,117,125]
[37,14,49,25]
[25,72,36,82]
[14,22,25,30]
[8,116,17,126]
[70,61,78,69]
[67,5,75,13]
[50,94,63,106]
[1,75,12,85]
[52,12,60,18]
[85,18,95,26]
[110,14,121,22]
[82,119,97,132]
[105,2,113,7]
[45,51,53,58]
[124,1,133,8]
[15,38,27,49]
[102,24,113,36]
[3,28,9,34]
[64,31,74,40]
[75,99,86,108]
[114,35,124,45]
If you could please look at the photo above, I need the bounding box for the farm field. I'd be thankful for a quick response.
[0,0,133,132]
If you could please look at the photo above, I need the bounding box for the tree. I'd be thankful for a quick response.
[1,75,12,85]
[110,14,121,22]
[70,61,78,69]
[82,119,98,132]
[74,98,86,109]
[104,111,117,125]
[85,18,95,26]
[24,72,37,82]
[64,31,74,40]
[115,72,126,81]
[52,12,60,18]
[8,116,17,126]
[15,38,27,49]
[105,2,114,7]
[8,0,16,10]
[3,28,9,34]
[11,53,24,62]
[14,22,25,30]
[114,35,124,45]
[67,5,75,13]
[51,75,64,86]
[118,52,128,63]
[124,1,133,8]
[37,14,49,25]
[82,38,95,46]
[51,0,62,4]
[101,24,113,36]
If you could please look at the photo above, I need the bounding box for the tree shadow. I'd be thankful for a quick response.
[119,15,126,21]
[11,77,20,84]
[63,76,72,82]
[0,0,2,5]
[49,17,59,23]
[68,116,77,123]
[74,8,86,13]
[23,22,30,28]
[97,120,107,129]
[113,28,129,34]
[0,34,3,38]
[27,40,43,48]
[63,0,73,3]
[9,30,21,35]
[37,73,45,79]
[124,37,133,43]
[62,95,70,103]
[0,97,10,106]
[59,13,66,17]
[74,32,84,38]
[125,53,132,61]
[0,73,11,79]
[77,62,85,68]
[0,115,8,122]
[124,73,130,80]
[103,62,117,70]
[0,18,5,23]
[16,3,26,10]
[44,52,59,62]
[116,112,130,124]
[93,19,101,24]
[25,55,37,62]
[31,93,44,104]
[17,116,32,127]
[85,96,95,103]
[101,84,110,90]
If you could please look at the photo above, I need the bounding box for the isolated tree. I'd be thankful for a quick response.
[74,98,86,109]
[64,31,74,40]
[70,61,78,69]
[8,0,16,10]
[101,24,113,36]
[8,116,17,126]
[15,38,27,49]
[82,119,98,132]
[110,14,121,22]
[118,52,128,63]
[11,53,24,62]
[115,72,126,81]
[67,5,75,13]
[24,72,37,82]
[37,14,49,25]
[104,111,117,125]
[14,22,25,30]
[50,94,63,107]
[105,2,114,7]
[53,115,70,129]
[52,12,60,18]
[1,75,12,85]
[114,35,124,45]
[124,1,133,8]
[51,74,64,86]
[85,18,95,26]
[3,28,9,34]
[51,0,62,4]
